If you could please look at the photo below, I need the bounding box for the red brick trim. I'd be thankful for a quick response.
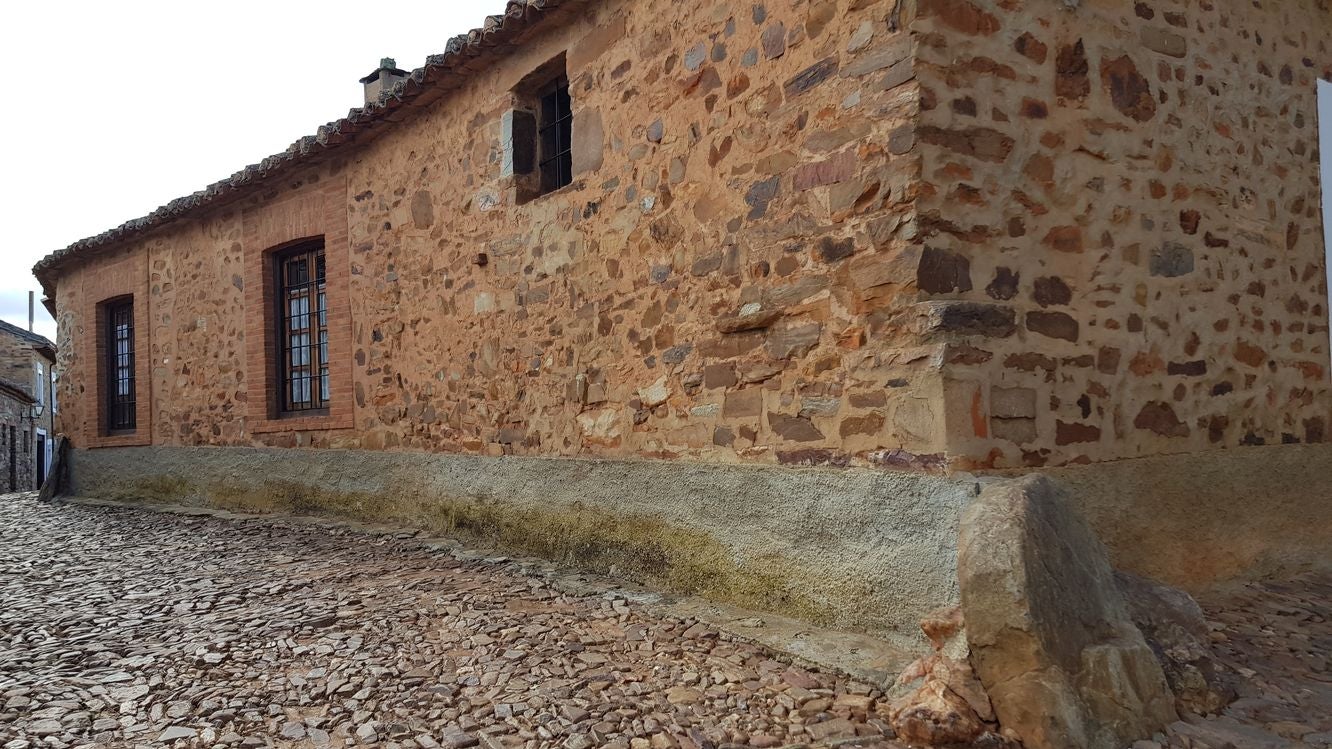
[80,250,152,449]
[242,176,354,434]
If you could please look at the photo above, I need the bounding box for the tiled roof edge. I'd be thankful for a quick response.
[0,318,56,352]
[0,379,36,405]
[33,0,571,285]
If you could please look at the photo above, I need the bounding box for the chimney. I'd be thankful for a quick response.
[28,291,34,333]
[360,58,409,105]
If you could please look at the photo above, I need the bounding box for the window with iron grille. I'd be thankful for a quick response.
[537,74,573,195]
[276,241,329,415]
[106,298,136,433]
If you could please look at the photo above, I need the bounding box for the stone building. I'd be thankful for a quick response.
[32,0,1332,649]
[0,320,57,492]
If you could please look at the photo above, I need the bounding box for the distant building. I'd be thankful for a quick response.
[0,320,56,491]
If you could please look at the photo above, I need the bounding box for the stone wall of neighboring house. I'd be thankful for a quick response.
[52,0,943,467]
[0,387,34,493]
[0,326,56,490]
[0,334,52,406]
[913,0,1332,469]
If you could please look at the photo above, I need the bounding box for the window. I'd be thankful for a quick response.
[507,55,573,202]
[106,298,136,433]
[537,74,573,195]
[34,362,43,406]
[276,241,329,414]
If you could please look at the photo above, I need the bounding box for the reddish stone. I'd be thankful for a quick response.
[1234,341,1267,368]
[1056,421,1102,445]
[792,150,857,190]
[1134,402,1189,438]
[1055,40,1090,101]
[776,449,849,466]
[1026,311,1079,342]
[1020,98,1049,119]
[1101,55,1157,122]
[1014,32,1048,64]
[918,126,1015,163]
[1043,226,1084,253]
[1024,154,1054,188]
[1004,352,1057,373]
[921,0,1001,36]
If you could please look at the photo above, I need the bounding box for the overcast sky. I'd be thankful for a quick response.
[0,0,509,341]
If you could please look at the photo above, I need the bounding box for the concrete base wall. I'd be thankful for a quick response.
[1044,443,1332,593]
[68,446,979,647]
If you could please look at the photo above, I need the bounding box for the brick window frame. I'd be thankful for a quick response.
[242,177,353,434]
[81,249,152,449]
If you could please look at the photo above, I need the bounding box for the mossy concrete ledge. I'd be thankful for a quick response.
[68,446,980,647]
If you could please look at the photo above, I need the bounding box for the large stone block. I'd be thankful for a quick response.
[958,475,1177,749]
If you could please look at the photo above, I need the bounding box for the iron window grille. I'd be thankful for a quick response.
[106,299,136,433]
[537,75,573,195]
[276,242,329,415]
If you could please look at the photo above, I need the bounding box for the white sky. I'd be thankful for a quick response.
[0,0,509,341]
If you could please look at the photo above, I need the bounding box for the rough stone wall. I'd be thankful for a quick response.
[342,0,932,466]
[914,0,1332,468]
[48,0,1332,473]
[54,0,945,467]
[0,336,53,407]
[0,341,37,399]
[0,394,34,492]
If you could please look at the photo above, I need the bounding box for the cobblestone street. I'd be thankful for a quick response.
[0,494,897,749]
[1,493,1329,749]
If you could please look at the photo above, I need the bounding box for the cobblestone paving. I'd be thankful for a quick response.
[2,493,1330,749]
[1151,575,1332,749]
[0,494,900,749]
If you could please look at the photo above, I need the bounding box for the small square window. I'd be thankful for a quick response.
[537,75,573,195]
[508,54,573,202]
